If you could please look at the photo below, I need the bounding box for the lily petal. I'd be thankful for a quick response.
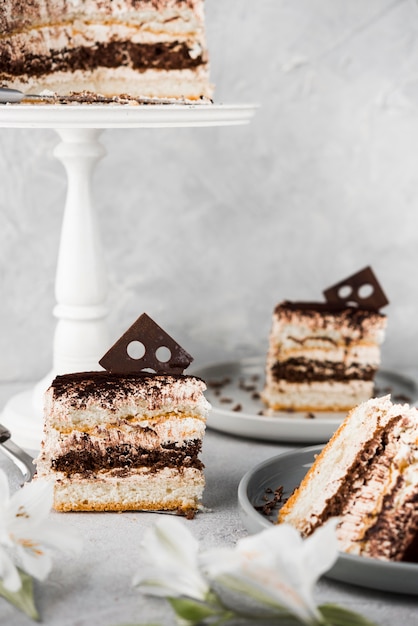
[134,566,204,599]
[7,480,53,530]
[0,546,21,592]
[134,518,209,601]
[201,523,338,625]
[302,519,339,580]
[141,517,200,568]
[15,544,53,582]
[25,523,82,555]
[0,469,82,591]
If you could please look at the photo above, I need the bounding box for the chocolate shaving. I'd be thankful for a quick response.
[393,393,412,404]
[99,313,193,375]
[239,382,257,392]
[323,266,389,311]
[207,377,231,389]
[255,485,284,517]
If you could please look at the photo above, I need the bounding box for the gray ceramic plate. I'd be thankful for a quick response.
[194,357,418,444]
[238,446,418,595]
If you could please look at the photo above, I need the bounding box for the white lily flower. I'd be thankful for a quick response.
[0,543,21,592]
[0,470,82,592]
[200,520,339,625]
[133,517,210,601]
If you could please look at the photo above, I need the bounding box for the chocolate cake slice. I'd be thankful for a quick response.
[35,314,210,516]
[278,395,418,561]
[262,267,388,412]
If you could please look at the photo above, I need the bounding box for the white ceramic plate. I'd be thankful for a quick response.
[238,446,418,595]
[193,357,418,444]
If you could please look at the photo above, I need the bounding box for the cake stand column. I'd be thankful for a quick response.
[52,128,109,372]
[34,128,110,399]
[3,128,110,448]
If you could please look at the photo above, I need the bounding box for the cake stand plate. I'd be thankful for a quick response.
[1,103,257,451]
[0,102,257,128]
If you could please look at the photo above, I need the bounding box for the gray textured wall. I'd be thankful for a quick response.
[2,0,418,385]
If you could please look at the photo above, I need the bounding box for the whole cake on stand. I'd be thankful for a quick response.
[0,0,213,102]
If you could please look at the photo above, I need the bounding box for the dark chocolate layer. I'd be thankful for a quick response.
[363,477,418,561]
[51,438,203,476]
[271,358,376,383]
[0,40,206,78]
[304,416,401,533]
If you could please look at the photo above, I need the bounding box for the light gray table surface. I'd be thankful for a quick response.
[1,382,418,626]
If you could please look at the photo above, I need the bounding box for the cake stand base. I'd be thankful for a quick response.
[2,390,43,452]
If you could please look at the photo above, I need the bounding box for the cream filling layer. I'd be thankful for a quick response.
[270,319,386,349]
[266,344,380,366]
[262,380,374,411]
[1,6,205,40]
[9,69,213,99]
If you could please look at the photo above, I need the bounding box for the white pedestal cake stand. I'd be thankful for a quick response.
[0,103,256,449]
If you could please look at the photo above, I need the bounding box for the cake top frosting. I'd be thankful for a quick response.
[49,370,206,406]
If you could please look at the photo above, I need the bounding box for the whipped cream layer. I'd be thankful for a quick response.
[41,414,206,455]
[279,396,418,560]
[11,68,213,101]
[1,0,205,30]
[262,379,373,412]
[45,371,210,431]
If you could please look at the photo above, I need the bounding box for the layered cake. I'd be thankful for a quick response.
[35,314,210,515]
[0,0,213,101]
[278,396,418,561]
[262,267,388,412]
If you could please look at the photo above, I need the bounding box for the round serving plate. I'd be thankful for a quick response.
[238,446,418,595]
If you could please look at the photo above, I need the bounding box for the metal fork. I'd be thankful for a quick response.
[0,424,36,482]
[0,87,83,104]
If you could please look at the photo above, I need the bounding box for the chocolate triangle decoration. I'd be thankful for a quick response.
[323,266,389,310]
[99,313,193,375]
